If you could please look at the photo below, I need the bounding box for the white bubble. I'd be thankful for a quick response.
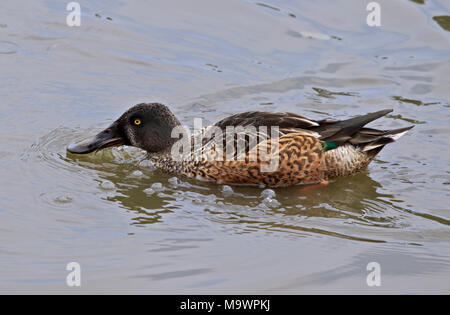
[99,180,115,190]
[261,189,275,199]
[131,170,143,177]
[139,160,157,170]
[168,177,179,186]
[151,182,164,191]
[204,194,217,202]
[54,195,73,203]
[258,202,269,209]
[221,185,233,196]
[143,188,155,195]
[262,197,280,208]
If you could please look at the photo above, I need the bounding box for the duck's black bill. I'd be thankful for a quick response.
[67,123,125,154]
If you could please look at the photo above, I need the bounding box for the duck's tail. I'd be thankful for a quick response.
[317,109,414,154]
[318,109,414,178]
[357,125,414,155]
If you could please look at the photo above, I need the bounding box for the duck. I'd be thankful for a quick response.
[67,103,413,187]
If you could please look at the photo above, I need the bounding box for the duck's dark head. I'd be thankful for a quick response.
[67,103,181,154]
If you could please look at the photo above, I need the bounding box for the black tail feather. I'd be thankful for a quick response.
[316,109,393,144]
[314,109,413,156]
[359,125,414,152]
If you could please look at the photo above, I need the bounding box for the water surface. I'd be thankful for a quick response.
[0,0,449,293]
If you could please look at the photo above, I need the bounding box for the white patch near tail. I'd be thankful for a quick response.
[361,129,410,152]
[362,143,384,151]
[386,130,409,141]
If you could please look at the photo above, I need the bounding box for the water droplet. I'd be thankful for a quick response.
[139,160,156,170]
[204,194,217,202]
[168,177,179,186]
[261,189,275,198]
[54,195,73,203]
[221,185,233,196]
[131,170,143,177]
[143,188,155,195]
[151,182,164,191]
[262,197,280,208]
[258,202,269,209]
[99,180,115,190]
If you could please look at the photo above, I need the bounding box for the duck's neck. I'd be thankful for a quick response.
[147,148,190,174]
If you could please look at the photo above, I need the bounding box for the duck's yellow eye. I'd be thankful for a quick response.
[134,119,141,126]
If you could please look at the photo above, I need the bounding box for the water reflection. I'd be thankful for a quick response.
[0,40,18,54]
[3,0,450,293]
[69,147,409,242]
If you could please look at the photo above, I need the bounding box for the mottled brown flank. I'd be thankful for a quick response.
[151,134,326,187]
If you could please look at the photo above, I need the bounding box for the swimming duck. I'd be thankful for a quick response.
[67,103,413,187]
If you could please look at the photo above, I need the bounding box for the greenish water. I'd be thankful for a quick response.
[0,0,449,293]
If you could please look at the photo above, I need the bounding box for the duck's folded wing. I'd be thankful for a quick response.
[214,111,319,130]
[185,111,320,161]
[204,109,413,157]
